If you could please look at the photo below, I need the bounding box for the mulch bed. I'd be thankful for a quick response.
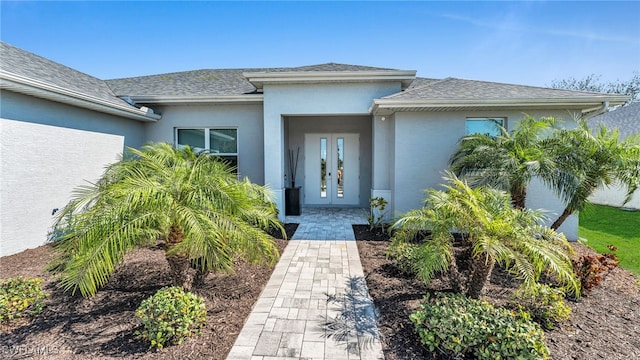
[0,223,297,360]
[2,223,638,359]
[354,225,640,360]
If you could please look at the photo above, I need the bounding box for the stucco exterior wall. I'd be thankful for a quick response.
[0,118,125,257]
[390,110,580,241]
[262,82,402,217]
[142,103,265,184]
[286,115,372,207]
[589,184,640,210]
[0,90,146,148]
[0,90,148,256]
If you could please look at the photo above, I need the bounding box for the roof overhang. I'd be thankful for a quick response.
[243,70,417,90]
[128,94,264,105]
[0,71,161,122]
[369,96,631,116]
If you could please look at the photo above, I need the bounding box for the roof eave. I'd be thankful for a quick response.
[128,94,264,105]
[369,97,630,115]
[0,71,160,122]
[243,70,417,89]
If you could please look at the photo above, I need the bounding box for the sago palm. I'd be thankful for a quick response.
[390,172,579,299]
[49,142,283,297]
[449,115,558,209]
[545,120,640,229]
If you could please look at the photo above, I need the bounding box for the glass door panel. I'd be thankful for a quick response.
[320,138,327,198]
[337,137,344,198]
[304,133,359,206]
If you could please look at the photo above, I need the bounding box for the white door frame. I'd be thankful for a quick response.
[304,133,359,206]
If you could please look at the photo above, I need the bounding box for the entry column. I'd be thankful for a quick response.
[264,111,286,220]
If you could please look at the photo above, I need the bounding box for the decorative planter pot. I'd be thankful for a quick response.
[285,187,301,216]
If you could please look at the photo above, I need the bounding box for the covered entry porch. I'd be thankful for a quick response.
[282,115,373,211]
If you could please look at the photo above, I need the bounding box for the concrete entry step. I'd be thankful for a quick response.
[285,208,368,240]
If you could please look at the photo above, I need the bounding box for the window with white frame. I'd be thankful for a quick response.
[176,128,238,168]
[466,118,506,136]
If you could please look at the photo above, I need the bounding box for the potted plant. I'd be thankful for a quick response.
[285,147,301,215]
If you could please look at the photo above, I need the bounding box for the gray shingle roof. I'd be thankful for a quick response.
[106,68,264,97]
[2,41,625,112]
[266,63,399,72]
[405,77,441,90]
[588,102,640,139]
[106,63,407,97]
[386,77,622,101]
[0,42,133,110]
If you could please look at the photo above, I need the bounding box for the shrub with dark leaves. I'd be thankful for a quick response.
[572,253,618,292]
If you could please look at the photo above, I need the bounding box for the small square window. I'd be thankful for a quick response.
[175,128,238,170]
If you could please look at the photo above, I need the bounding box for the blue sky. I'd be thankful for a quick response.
[1,1,638,87]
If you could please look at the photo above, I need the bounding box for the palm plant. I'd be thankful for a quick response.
[545,120,640,229]
[390,172,579,299]
[49,142,283,297]
[449,115,558,209]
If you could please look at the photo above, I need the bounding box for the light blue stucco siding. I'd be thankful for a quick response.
[391,110,579,241]
[1,91,147,256]
[0,90,146,148]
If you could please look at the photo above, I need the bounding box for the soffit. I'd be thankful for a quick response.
[243,70,417,89]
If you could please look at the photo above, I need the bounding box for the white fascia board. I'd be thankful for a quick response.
[243,70,417,89]
[0,71,160,122]
[128,94,264,105]
[369,96,630,115]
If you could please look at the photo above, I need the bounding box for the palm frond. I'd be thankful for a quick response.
[49,142,282,297]
[391,172,578,298]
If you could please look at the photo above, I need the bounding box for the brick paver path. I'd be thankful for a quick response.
[227,209,383,360]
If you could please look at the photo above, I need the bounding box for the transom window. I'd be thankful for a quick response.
[176,128,238,168]
[466,118,506,136]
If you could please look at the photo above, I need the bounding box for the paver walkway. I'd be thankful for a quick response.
[227,208,384,360]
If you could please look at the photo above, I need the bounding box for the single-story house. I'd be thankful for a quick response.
[588,102,640,209]
[0,42,629,256]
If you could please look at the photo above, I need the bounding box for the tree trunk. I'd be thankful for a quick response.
[165,225,195,290]
[448,248,464,293]
[551,207,572,230]
[466,254,495,299]
[193,268,209,288]
[511,187,527,210]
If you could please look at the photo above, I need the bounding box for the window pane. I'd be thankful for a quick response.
[177,129,205,152]
[466,118,504,136]
[216,155,238,170]
[320,138,327,198]
[337,137,344,198]
[210,129,237,154]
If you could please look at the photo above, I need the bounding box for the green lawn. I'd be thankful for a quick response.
[579,204,640,276]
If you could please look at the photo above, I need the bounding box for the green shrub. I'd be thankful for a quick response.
[0,277,47,322]
[511,283,571,330]
[387,242,420,275]
[367,196,388,232]
[135,286,206,349]
[410,292,549,360]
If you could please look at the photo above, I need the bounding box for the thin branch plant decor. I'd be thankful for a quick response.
[288,147,300,188]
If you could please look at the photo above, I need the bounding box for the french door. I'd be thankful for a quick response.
[304,133,359,205]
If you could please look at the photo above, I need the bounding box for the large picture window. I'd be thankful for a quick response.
[466,118,506,136]
[176,128,238,168]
